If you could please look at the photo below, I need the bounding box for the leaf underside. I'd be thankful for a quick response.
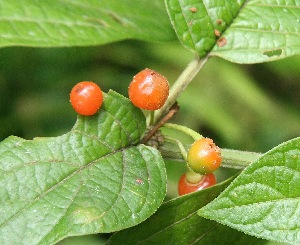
[165,0,300,63]
[199,137,300,245]
[0,0,175,48]
[0,91,167,245]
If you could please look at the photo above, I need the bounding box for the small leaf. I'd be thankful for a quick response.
[0,0,175,48]
[165,0,300,63]
[108,177,268,245]
[0,91,167,245]
[199,137,300,244]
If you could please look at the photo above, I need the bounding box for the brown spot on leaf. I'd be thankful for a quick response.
[214,29,221,37]
[216,19,222,25]
[189,7,197,13]
[217,37,227,47]
[135,178,144,185]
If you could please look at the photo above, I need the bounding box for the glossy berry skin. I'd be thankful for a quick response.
[178,173,216,196]
[128,68,169,110]
[70,81,103,116]
[187,138,222,175]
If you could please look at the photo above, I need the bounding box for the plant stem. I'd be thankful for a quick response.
[221,149,263,169]
[141,103,179,144]
[148,111,155,126]
[163,123,203,141]
[152,56,208,124]
[185,169,203,184]
[164,135,188,162]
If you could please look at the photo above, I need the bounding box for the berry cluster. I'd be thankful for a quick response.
[70,68,169,116]
[178,138,222,196]
[69,70,220,197]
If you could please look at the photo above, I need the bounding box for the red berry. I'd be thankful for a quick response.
[178,173,216,196]
[187,138,222,175]
[128,68,169,110]
[70,81,103,116]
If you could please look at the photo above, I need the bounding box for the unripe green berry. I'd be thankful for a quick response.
[187,138,222,175]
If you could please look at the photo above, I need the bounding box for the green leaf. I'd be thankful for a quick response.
[0,0,175,48]
[0,90,167,245]
[199,137,300,244]
[165,0,300,63]
[108,177,268,245]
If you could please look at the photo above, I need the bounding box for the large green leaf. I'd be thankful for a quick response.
[108,177,268,245]
[165,0,300,63]
[199,137,300,244]
[0,0,175,48]
[0,90,167,245]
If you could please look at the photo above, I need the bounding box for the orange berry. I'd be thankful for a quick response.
[187,138,222,175]
[178,173,216,196]
[70,81,103,116]
[128,68,169,110]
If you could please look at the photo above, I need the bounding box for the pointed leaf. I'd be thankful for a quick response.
[108,177,268,245]
[0,91,167,245]
[199,137,300,244]
[165,0,300,63]
[0,0,175,48]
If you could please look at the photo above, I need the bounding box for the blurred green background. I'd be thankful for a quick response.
[0,40,298,245]
[1,40,299,151]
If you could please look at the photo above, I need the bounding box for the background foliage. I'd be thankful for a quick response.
[1,42,300,151]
